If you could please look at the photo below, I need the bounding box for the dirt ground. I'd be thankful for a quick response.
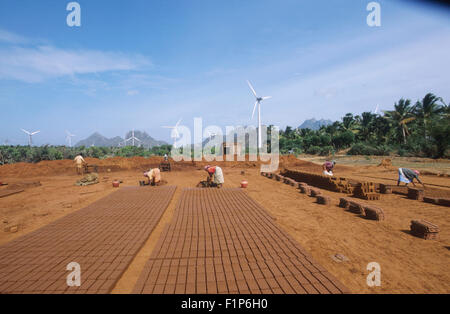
[0,156,449,294]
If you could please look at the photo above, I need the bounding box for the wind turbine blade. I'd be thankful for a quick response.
[247,80,258,98]
[162,126,174,129]
[21,129,30,134]
[262,96,272,100]
[31,131,40,135]
[251,101,258,120]
[175,118,182,127]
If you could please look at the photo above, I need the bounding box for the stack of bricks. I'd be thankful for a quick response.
[282,169,354,194]
[410,220,440,240]
[423,197,440,205]
[407,188,424,201]
[380,184,409,195]
[299,185,311,195]
[353,182,380,200]
[363,206,385,221]
[339,197,352,209]
[310,188,322,197]
[316,195,331,205]
[348,200,365,215]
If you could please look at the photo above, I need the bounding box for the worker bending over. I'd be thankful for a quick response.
[144,168,161,186]
[323,160,336,176]
[74,154,86,175]
[397,168,424,187]
[204,165,224,188]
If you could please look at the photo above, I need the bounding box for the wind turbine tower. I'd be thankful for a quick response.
[21,129,40,146]
[66,130,76,147]
[247,80,272,149]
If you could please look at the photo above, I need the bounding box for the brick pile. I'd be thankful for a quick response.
[423,197,439,205]
[348,201,365,215]
[316,195,331,205]
[408,188,424,201]
[339,197,352,209]
[353,182,380,200]
[410,220,440,240]
[438,198,450,207]
[380,184,408,195]
[299,185,311,195]
[310,188,322,197]
[133,188,349,294]
[281,170,354,194]
[0,186,176,294]
[363,206,385,221]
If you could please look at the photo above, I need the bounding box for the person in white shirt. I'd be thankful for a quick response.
[74,154,86,175]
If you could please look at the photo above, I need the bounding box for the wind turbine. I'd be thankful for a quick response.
[21,129,40,146]
[373,104,380,115]
[124,130,142,147]
[247,80,271,149]
[66,130,76,147]
[162,118,182,148]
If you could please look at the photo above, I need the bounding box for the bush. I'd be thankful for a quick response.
[319,146,334,156]
[306,146,321,155]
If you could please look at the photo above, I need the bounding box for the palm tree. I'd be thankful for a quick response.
[413,93,444,138]
[384,98,415,144]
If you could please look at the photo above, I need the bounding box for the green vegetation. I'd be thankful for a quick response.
[0,144,172,165]
[1,93,448,165]
[278,93,449,158]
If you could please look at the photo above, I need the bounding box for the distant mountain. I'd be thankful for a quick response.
[298,118,333,130]
[75,131,167,148]
[75,132,123,147]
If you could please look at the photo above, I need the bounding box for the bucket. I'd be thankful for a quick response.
[241,180,248,188]
[112,180,120,188]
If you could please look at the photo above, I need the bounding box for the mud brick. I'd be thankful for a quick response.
[316,195,331,205]
[379,184,392,194]
[408,187,424,201]
[438,198,450,207]
[410,220,439,240]
[348,201,365,215]
[300,185,311,195]
[423,197,439,205]
[411,220,439,233]
[364,206,385,221]
[309,188,322,197]
[339,197,351,209]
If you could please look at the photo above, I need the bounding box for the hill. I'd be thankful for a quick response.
[298,118,333,130]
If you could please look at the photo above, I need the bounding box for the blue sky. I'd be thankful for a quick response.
[0,0,449,145]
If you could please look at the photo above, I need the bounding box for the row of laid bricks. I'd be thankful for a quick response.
[133,188,349,294]
[262,172,441,240]
[0,186,176,294]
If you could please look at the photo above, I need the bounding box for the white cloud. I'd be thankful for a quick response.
[0,44,151,83]
[0,29,28,44]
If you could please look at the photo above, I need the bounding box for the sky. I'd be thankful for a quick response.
[0,0,449,146]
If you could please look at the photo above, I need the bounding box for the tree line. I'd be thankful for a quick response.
[0,93,448,165]
[276,93,449,158]
[0,144,173,165]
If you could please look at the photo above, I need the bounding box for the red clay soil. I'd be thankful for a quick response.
[0,186,175,294]
[133,188,348,294]
[1,157,449,294]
